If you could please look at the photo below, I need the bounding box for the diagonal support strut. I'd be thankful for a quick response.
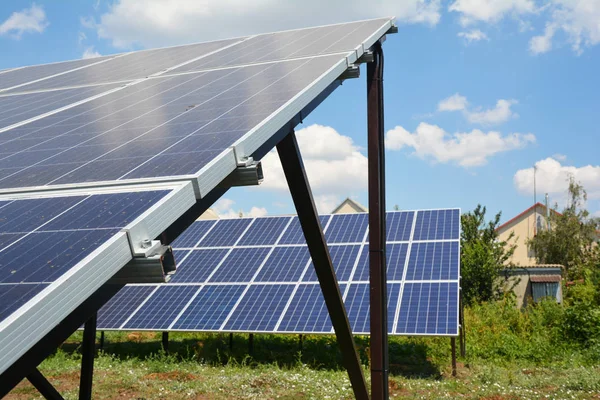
[277,130,369,400]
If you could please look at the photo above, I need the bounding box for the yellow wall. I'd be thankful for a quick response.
[497,204,550,266]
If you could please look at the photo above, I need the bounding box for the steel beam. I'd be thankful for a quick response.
[79,314,97,400]
[162,332,169,353]
[276,131,369,400]
[367,41,389,400]
[27,368,64,400]
[451,338,457,377]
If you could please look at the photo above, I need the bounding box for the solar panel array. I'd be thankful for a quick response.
[97,209,461,336]
[0,18,397,377]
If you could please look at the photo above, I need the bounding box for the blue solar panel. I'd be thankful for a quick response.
[413,209,460,241]
[0,283,47,322]
[254,246,310,282]
[302,245,360,282]
[386,211,414,241]
[236,217,291,246]
[0,56,112,91]
[97,285,157,329]
[0,55,346,189]
[0,84,124,130]
[209,247,270,282]
[352,244,408,282]
[405,242,459,281]
[170,249,229,283]
[224,284,294,331]
[326,213,368,243]
[344,283,400,334]
[173,285,246,331]
[395,282,459,335]
[11,38,242,93]
[198,218,252,247]
[169,220,217,248]
[277,283,345,333]
[123,285,198,330]
[278,215,330,245]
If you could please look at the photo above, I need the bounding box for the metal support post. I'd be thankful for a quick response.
[27,369,64,400]
[162,332,169,353]
[277,131,369,400]
[99,331,105,351]
[299,334,303,353]
[248,334,254,355]
[79,313,97,400]
[229,333,234,351]
[459,293,466,358]
[367,40,388,400]
[451,338,457,377]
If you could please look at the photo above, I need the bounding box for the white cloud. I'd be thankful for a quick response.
[89,0,440,48]
[0,4,48,38]
[529,23,555,54]
[449,0,536,25]
[466,99,518,125]
[82,46,101,59]
[259,124,368,213]
[534,1,600,55]
[438,93,468,111]
[458,29,490,43]
[212,198,268,219]
[386,122,535,167]
[438,94,518,125]
[552,153,567,161]
[514,157,600,200]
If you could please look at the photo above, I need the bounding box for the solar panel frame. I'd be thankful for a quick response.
[0,181,196,375]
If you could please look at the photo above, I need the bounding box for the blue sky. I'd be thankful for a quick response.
[1,1,599,222]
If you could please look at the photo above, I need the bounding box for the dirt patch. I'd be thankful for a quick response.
[388,380,411,396]
[127,332,157,343]
[479,396,520,400]
[144,371,196,381]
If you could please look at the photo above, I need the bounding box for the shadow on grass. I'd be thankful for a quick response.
[60,331,442,378]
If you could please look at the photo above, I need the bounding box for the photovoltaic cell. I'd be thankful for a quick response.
[413,209,460,241]
[254,246,310,282]
[170,220,216,248]
[326,213,368,243]
[208,247,270,282]
[395,282,458,335]
[224,284,294,331]
[344,283,401,334]
[10,38,242,93]
[277,284,345,333]
[277,215,331,245]
[198,218,253,247]
[173,285,246,331]
[0,83,123,130]
[0,56,113,91]
[123,285,198,330]
[236,217,291,246]
[386,211,414,242]
[0,284,47,322]
[170,249,229,283]
[405,242,459,281]
[302,245,360,282]
[352,244,408,282]
[97,285,157,329]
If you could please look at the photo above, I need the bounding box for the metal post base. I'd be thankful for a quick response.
[27,369,64,400]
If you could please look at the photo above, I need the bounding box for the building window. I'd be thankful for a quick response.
[531,282,561,303]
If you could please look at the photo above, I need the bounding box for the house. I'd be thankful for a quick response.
[331,198,367,214]
[496,203,564,307]
[496,202,560,266]
[197,208,219,220]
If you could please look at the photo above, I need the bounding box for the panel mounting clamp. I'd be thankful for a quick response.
[110,240,177,284]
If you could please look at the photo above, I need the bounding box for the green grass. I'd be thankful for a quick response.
[7,299,600,399]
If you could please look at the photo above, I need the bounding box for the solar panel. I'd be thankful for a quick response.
[98,209,460,337]
[97,285,158,330]
[0,182,196,374]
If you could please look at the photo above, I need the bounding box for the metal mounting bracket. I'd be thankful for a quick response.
[218,158,263,188]
[340,65,360,80]
[110,243,177,284]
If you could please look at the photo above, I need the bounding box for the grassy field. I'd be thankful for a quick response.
[5,330,600,399]
[6,300,600,399]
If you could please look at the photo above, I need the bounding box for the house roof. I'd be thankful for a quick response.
[331,197,368,214]
[496,202,561,232]
[512,264,564,269]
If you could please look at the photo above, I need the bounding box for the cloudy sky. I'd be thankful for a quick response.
[1,1,598,221]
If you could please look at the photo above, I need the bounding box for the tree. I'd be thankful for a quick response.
[528,177,600,279]
[461,205,516,305]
